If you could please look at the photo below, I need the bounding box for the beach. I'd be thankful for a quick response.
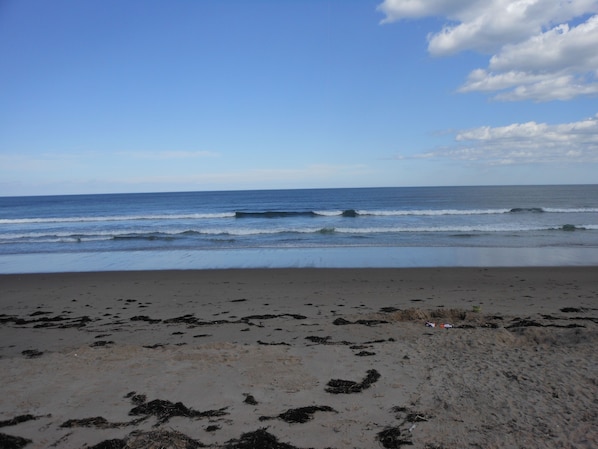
[1,267,597,449]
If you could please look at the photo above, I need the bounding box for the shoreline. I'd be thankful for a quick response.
[1,267,597,448]
[2,246,598,274]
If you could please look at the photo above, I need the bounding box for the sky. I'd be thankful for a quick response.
[1,0,597,196]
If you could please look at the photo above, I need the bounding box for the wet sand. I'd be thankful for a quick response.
[1,267,597,448]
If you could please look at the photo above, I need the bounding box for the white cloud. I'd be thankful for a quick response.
[378,0,598,101]
[415,114,598,165]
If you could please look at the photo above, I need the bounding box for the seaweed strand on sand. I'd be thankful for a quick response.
[325,369,381,394]
[259,406,336,424]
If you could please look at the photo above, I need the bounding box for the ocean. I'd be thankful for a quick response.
[1,185,598,273]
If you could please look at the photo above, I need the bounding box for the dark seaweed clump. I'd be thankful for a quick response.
[260,406,336,424]
[60,416,146,429]
[332,318,388,326]
[129,398,228,425]
[62,393,228,430]
[89,430,204,449]
[0,433,32,449]
[560,307,587,313]
[377,427,413,448]
[325,369,380,394]
[355,351,376,357]
[0,414,42,428]
[88,439,126,449]
[224,428,298,449]
[21,349,43,358]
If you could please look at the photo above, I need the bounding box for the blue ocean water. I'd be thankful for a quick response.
[1,185,598,272]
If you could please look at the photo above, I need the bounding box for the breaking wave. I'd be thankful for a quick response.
[2,206,597,225]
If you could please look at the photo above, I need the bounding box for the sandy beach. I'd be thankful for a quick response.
[1,267,597,449]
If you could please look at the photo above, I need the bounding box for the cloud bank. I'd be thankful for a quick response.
[378,0,598,101]
[416,114,598,165]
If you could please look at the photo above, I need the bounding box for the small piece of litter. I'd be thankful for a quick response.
[425,322,453,328]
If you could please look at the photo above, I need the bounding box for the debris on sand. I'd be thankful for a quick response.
[124,429,203,449]
[260,406,336,424]
[61,417,114,428]
[304,335,352,346]
[224,428,299,449]
[21,349,43,358]
[60,416,146,429]
[89,430,205,449]
[128,395,228,425]
[355,350,376,357]
[243,394,258,405]
[0,414,43,428]
[130,315,162,324]
[0,433,32,449]
[257,340,291,346]
[89,438,126,449]
[90,340,115,347]
[377,427,413,448]
[325,369,381,394]
[0,314,93,329]
[332,318,388,326]
[560,307,587,313]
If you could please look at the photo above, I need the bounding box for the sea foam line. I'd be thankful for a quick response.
[2,224,595,243]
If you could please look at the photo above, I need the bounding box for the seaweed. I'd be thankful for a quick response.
[224,428,298,449]
[355,351,376,357]
[0,433,31,449]
[21,349,43,358]
[332,318,352,325]
[0,414,42,428]
[163,313,307,328]
[164,314,208,326]
[560,307,586,313]
[128,397,228,425]
[89,439,126,449]
[241,314,306,321]
[305,336,331,344]
[325,369,381,394]
[257,340,291,346]
[29,314,93,329]
[304,336,353,346]
[124,430,203,449]
[506,318,588,329]
[243,394,258,405]
[90,340,114,347]
[130,315,162,324]
[260,406,336,424]
[61,417,112,428]
[332,318,388,326]
[377,427,413,448]
[60,416,146,429]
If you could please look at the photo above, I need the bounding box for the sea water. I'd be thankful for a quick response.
[1,185,597,273]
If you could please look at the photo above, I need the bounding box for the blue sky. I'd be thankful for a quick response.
[1,0,597,195]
